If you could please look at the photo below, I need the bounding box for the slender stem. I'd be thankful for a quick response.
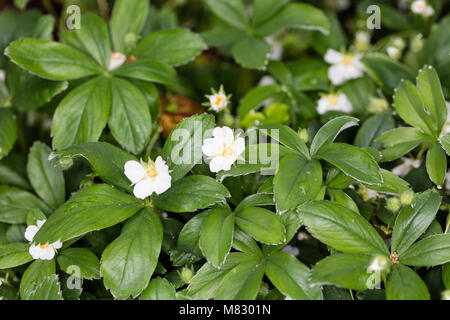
[42,0,58,18]
[349,289,354,300]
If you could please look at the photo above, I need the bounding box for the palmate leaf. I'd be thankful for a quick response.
[231,36,271,69]
[203,0,249,31]
[386,264,430,300]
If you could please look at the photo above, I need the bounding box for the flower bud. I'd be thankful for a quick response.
[298,128,309,143]
[179,266,194,284]
[400,190,415,206]
[386,197,401,212]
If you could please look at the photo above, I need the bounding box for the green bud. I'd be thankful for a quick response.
[400,190,415,206]
[58,157,73,170]
[178,265,194,284]
[298,128,309,143]
[386,197,401,212]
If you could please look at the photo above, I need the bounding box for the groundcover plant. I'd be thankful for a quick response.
[0,0,449,301]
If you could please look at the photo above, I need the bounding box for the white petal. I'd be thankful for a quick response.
[233,137,245,156]
[213,127,234,143]
[29,245,41,259]
[154,173,172,195]
[328,65,346,85]
[202,138,220,157]
[36,219,46,228]
[209,156,228,173]
[109,52,126,71]
[124,160,146,184]
[317,97,331,114]
[24,226,39,242]
[338,94,353,113]
[41,247,55,260]
[133,179,155,199]
[52,240,63,249]
[155,156,170,175]
[0,70,5,81]
[324,49,343,64]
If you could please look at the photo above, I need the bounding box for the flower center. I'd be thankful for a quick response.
[40,243,50,249]
[328,95,338,105]
[221,143,234,157]
[390,253,400,264]
[342,55,353,65]
[214,96,224,106]
[146,167,158,178]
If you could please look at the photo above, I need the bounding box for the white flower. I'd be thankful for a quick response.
[266,36,283,60]
[24,219,46,242]
[317,93,353,114]
[124,156,172,199]
[411,0,434,17]
[281,245,299,256]
[208,92,228,112]
[386,46,400,59]
[392,158,421,177]
[360,186,379,201]
[109,52,126,71]
[0,70,5,81]
[445,170,450,191]
[202,127,245,173]
[25,219,63,260]
[324,49,365,85]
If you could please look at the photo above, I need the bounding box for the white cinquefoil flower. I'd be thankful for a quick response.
[411,0,435,17]
[108,52,127,71]
[124,156,172,199]
[324,49,365,85]
[208,92,227,112]
[25,220,63,260]
[317,93,353,114]
[392,158,421,177]
[202,127,245,173]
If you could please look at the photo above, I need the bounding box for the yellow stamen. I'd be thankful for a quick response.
[40,243,50,249]
[146,167,157,178]
[342,55,352,65]
[328,95,338,105]
[221,143,234,157]
[214,96,224,106]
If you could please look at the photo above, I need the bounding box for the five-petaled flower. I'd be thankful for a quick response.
[324,49,365,85]
[202,126,245,173]
[25,220,63,260]
[205,86,230,112]
[317,93,353,114]
[411,0,434,17]
[109,52,127,71]
[124,156,172,199]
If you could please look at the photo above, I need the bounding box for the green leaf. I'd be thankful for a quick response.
[177,211,208,259]
[107,77,151,154]
[51,77,111,151]
[199,205,234,268]
[0,186,50,224]
[133,28,206,66]
[255,3,329,37]
[443,263,450,289]
[152,175,230,213]
[235,206,285,245]
[0,243,33,269]
[440,133,450,156]
[391,190,442,255]
[20,259,55,300]
[215,258,264,300]
[354,114,395,150]
[361,53,415,95]
[203,0,249,30]
[238,84,282,118]
[27,274,62,300]
[416,66,447,132]
[378,127,432,162]
[187,252,253,299]
[6,39,102,80]
[400,234,450,267]
[141,277,176,300]
[231,36,270,69]
[310,116,359,156]
[110,0,149,53]
[234,193,274,214]
[101,207,162,299]
[362,169,410,195]
[426,143,447,187]
[327,189,359,213]
[386,264,430,300]
[265,251,323,300]
[111,59,176,85]
[27,142,65,210]
[7,63,68,112]
[274,156,322,212]
[56,142,136,192]
[299,201,388,255]
[233,227,264,257]
[57,248,100,280]
[252,0,288,27]
[393,80,436,138]
[32,184,145,244]
[0,109,17,160]
[61,13,111,69]
[310,253,375,291]
[259,124,309,159]
[201,27,245,47]
[162,114,215,181]
[316,143,382,185]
